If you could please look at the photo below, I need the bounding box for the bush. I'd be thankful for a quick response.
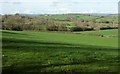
[47,25,59,31]
[11,25,23,31]
[68,27,83,32]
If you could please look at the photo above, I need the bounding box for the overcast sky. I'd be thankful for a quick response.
[0,0,119,14]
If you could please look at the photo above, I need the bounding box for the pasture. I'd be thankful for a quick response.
[2,29,119,73]
[78,29,118,37]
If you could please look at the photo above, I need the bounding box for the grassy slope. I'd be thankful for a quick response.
[79,29,118,37]
[2,30,119,73]
[40,14,117,23]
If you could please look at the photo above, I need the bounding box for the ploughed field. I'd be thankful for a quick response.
[2,29,119,73]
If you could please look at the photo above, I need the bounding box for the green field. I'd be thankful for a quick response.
[2,29,119,73]
[40,14,117,23]
[77,29,118,37]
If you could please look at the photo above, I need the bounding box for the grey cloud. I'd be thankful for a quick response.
[0,2,22,4]
[12,2,22,4]
[50,0,80,7]
[51,2,60,6]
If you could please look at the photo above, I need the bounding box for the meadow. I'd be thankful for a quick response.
[2,29,119,73]
[77,29,118,37]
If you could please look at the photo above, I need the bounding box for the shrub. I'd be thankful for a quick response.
[11,25,23,31]
[47,25,59,31]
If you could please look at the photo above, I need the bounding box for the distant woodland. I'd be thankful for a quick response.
[1,13,118,32]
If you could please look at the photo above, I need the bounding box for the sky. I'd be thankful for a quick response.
[0,0,120,14]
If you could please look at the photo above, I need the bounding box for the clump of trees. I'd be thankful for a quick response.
[1,14,118,32]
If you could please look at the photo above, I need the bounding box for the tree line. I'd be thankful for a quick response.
[1,14,118,32]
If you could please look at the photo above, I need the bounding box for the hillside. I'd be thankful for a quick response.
[1,14,118,32]
[2,30,119,73]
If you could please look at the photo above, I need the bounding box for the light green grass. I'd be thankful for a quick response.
[79,29,118,37]
[2,30,119,73]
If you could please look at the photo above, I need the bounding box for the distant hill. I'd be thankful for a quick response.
[11,13,118,17]
[1,13,118,32]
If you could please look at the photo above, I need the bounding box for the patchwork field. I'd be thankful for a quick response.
[2,29,119,73]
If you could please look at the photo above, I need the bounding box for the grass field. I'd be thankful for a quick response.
[40,14,117,23]
[2,29,119,73]
[78,29,118,37]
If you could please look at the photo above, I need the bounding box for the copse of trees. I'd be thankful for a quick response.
[1,14,118,32]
